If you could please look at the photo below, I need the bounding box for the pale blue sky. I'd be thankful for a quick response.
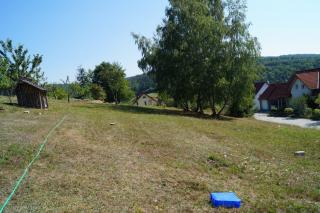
[1,0,320,82]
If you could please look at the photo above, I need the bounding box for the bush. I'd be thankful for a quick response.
[312,109,320,120]
[90,84,106,101]
[305,107,313,118]
[269,106,280,116]
[315,94,320,107]
[55,87,68,100]
[228,96,254,117]
[70,83,91,99]
[289,96,308,117]
[284,108,294,116]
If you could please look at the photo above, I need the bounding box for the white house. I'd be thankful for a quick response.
[257,68,320,111]
[288,68,320,100]
[134,93,159,106]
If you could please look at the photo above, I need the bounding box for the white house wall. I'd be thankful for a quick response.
[137,95,157,106]
[254,83,268,110]
[261,100,269,111]
[291,79,311,99]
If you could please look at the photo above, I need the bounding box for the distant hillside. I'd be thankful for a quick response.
[259,54,320,83]
[127,54,320,93]
[127,74,156,94]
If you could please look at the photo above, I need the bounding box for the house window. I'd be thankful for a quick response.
[296,84,298,89]
[302,84,305,89]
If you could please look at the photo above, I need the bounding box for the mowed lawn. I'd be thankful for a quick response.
[0,97,319,212]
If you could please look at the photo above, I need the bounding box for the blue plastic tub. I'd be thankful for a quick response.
[210,192,241,208]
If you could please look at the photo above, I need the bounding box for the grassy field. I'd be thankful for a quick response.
[0,96,319,212]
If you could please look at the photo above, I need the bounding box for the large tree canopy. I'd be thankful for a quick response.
[0,58,10,90]
[0,39,44,102]
[133,0,260,117]
[93,62,133,103]
[0,39,44,84]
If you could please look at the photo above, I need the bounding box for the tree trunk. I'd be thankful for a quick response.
[7,88,13,104]
[193,94,200,113]
[210,95,217,117]
[198,93,204,114]
[216,101,227,118]
[199,102,204,114]
[183,101,189,111]
[114,92,119,104]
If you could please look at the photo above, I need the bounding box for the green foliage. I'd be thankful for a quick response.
[70,83,91,99]
[133,0,260,117]
[0,39,44,102]
[269,106,280,116]
[90,84,106,101]
[259,54,320,83]
[120,80,135,102]
[315,94,320,107]
[93,62,134,103]
[55,87,68,100]
[312,109,320,120]
[284,108,294,116]
[228,94,255,117]
[305,107,313,118]
[289,96,308,117]
[158,92,175,107]
[76,66,93,87]
[0,58,10,89]
[127,74,156,94]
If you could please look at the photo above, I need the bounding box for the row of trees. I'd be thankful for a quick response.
[259,54,320,83]
[0,39,134,104]
[47,62,134,103]
[133,0,260,117]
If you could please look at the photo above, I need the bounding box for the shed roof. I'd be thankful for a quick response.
[18,77,46,92]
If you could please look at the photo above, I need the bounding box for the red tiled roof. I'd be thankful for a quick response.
[254,82,266,94]
[294,69,320,90]
[259,83,291,100]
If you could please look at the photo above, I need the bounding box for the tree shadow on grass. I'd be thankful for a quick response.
[2,102,19,107]
[76,103,235,121]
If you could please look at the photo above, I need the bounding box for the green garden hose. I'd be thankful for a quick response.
[0,115,67,213]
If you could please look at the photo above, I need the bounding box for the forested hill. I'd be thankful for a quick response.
[127,54,320,93]
[259,54,320,83]
[126,74,156,94]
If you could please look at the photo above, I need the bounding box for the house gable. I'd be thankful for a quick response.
[135,93,159,106]
[290,78,312,98]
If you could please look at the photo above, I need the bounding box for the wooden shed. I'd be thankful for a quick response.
[15,77,48,109]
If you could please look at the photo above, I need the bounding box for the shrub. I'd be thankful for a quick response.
[315,94,320,107]
[312,109,320,120]
[289,96,308,117]
[269,106,280,116]
[90,84,106,101]
[284,108,294,116]
[70,83,91,99]
[55,87,68,100]
[305,107,313,118]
